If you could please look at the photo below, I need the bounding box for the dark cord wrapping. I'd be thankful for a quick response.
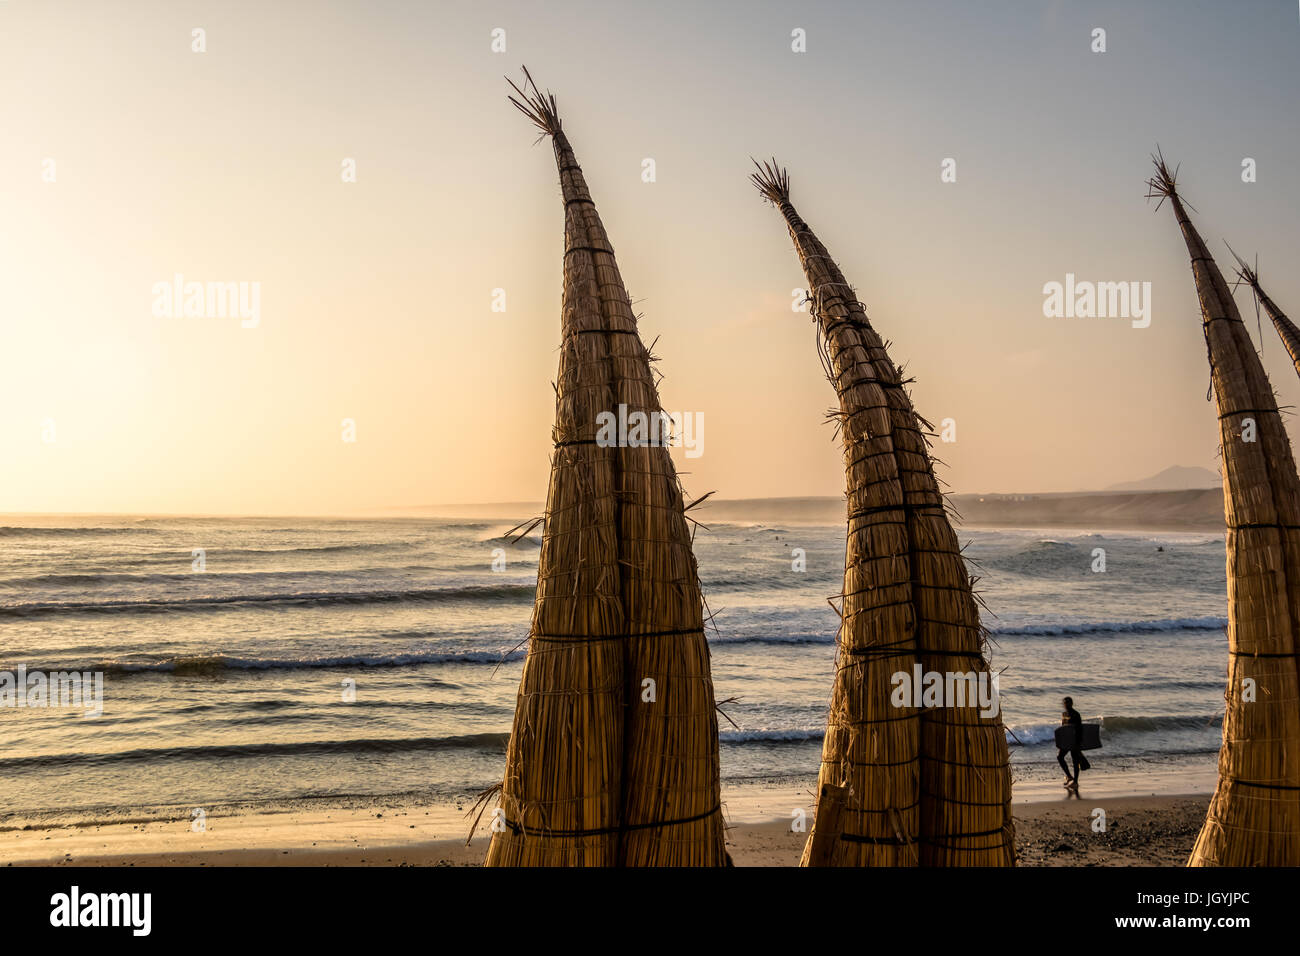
[528,625,704,645]
[500,803,721,839]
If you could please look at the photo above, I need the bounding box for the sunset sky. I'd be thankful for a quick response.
[2,0,1299,515]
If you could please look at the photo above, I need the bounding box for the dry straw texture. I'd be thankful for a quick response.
[1149,154,1300,866]
[752,162,1014,866]
[1230,248,1300,381]
[484,70,726,867]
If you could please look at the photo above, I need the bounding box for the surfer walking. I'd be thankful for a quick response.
[1058,696,1086,791]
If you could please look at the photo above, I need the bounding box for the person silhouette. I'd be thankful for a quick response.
[1057,696,1085,791]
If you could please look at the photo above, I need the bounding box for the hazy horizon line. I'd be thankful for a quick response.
[0,486,1223,521]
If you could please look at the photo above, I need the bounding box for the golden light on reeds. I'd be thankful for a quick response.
[752,161,1014,866]
[1228,247,1300,382]
[1148,153,1300,866]
[483,70,727,867]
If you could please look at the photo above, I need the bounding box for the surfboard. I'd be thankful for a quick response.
[1055,724,1101,751]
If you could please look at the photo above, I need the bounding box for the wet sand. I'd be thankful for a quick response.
[1,793,1208,867]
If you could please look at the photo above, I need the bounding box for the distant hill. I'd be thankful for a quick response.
[689,496,843,525]
[950,488,1223,532]
[384,484,1226,532]
[688,491,1224,532]
[1105,465,1220,492]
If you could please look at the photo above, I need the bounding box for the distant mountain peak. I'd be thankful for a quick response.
[1105,465,1220,492]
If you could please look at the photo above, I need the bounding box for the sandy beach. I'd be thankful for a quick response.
[1,789,1209,868]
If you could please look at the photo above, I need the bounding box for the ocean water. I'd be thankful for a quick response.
[0,515,1228,825]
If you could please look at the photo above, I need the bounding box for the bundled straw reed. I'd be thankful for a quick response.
[1148,154,1300,866]
[1229,248,1300,381]
[484,69,726,867]
[752,162,1014,866]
